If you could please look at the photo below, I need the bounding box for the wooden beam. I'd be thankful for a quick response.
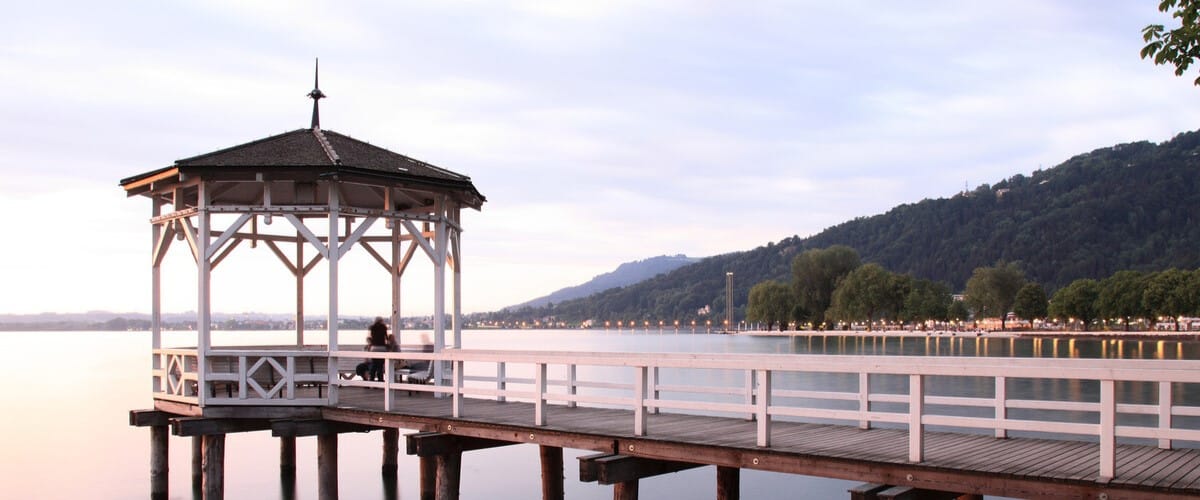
[270,419,377,437]
[872,486,964,500]
[849,483,891,500]
[130,409,174,427]
[170,417,273,436]
[405,431,517,457]
[578,453,703,485]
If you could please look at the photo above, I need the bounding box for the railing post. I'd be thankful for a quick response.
[535,362,547,426]
[237,356,247,400]
[909,374,924,462]
[1099,379,1115,480]
[1159,380,1173,449]
[650,366,661,415]
[566,364,577,408]
[496,362,507,403]
[995,375,1007,438]
[452,359,464,418]
[634,366,647,436]
[745,369,755,421]
[858,372,870,430]
[286,356,296,400]
[384,356,394,412]
[756,369,771,447]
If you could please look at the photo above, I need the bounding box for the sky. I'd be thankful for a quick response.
[1,1,1198,318]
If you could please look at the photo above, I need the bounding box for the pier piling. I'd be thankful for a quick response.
[539,445,564,500]
[716,466,739,500]
[318,433,338,500]
[149,425,168,500]
[280,436,297,476]
[382,428,399,475]
[201,434,225,500]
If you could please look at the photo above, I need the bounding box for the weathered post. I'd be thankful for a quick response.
[716,466,739,500]
[281,436,297,476]
[192,435,203,492]
[420,456,436,500]
[202,434,225,500]
[382,428,400,475]
[318,433,339,500]
[436,452,462,499]
[613,480,638,500]
[539,445,564,500]
[150,425,168,500]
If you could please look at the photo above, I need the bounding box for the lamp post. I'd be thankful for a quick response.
[725,271,734,333]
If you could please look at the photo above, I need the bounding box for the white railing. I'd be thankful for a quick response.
[335,349,1200,482]
[155,347,1200,480]
[152,346,332,406]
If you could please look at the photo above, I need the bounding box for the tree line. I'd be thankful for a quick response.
[747,246,1200,332]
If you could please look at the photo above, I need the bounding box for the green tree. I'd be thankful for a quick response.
[1142,0,1200,85]
[1144,268,1193,330]
[746,280,793,331]
[791,245,861,329]
[948,299,970,324]
[1049,279,1101,332]
[828,263,900,329]
[901,279,952,326]
[1097,270,1148,331]
[964,262,1026,330]
[1012,283,1049,325]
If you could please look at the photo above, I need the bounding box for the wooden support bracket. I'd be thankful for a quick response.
[578,453,703,485]
[405,431,517,457]
[130,409,175,427]
[170,417,274,436]
[271,419,379,437]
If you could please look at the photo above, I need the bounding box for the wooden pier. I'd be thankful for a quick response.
[132,348,1200,500]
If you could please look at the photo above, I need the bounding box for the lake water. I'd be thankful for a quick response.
[2,329,1196,499]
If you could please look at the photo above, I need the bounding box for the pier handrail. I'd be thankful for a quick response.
[333,348,1200,482]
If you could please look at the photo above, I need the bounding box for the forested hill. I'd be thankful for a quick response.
[479,130,1200,324]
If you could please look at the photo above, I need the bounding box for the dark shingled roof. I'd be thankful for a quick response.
[121,128,484,206]
[176,128,470,182]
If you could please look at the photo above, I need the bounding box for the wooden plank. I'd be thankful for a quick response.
[1154,451,1200,489]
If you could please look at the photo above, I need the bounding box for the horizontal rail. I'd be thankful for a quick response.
[154,346,1200,482]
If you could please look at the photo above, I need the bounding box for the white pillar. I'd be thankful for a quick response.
[196,181,211,406]
[326,182,340,404]
[295,238,305,346]
[452,226,462,349]
[151,198,163,394]
[391,220,402,344]
[433,216,447,385]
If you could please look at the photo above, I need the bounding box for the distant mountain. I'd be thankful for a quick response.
[507,254,700,310]
[481,129,1200,324]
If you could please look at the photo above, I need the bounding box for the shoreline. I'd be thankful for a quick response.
[734,329,1200,341]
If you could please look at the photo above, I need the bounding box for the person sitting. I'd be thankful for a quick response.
[367,317,389,381]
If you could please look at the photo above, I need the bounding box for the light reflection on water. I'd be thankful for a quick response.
[2,329,1197,499]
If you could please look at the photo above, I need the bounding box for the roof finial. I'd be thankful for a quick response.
[307,58,326,129]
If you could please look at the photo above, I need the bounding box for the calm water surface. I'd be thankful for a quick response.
[1,329,1196,499]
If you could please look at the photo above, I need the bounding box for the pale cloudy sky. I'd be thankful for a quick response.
[1,1,1197,317]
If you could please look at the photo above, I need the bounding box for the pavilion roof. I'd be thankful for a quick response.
[120,127,485,208]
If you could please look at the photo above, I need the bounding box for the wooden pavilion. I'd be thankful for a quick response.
[119,66,485,408]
